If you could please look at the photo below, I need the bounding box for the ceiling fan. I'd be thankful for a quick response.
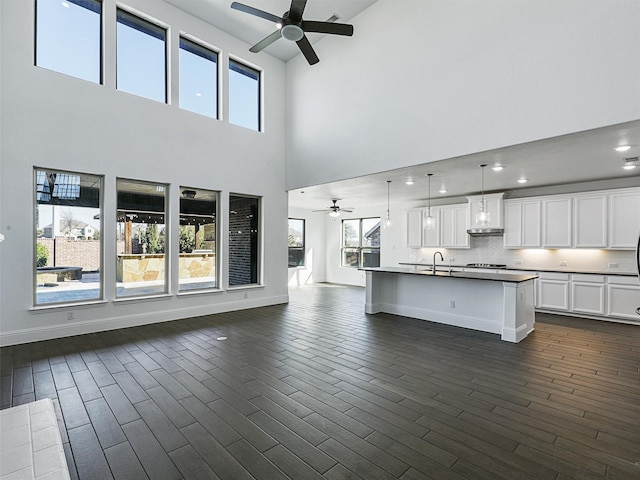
[230,0,354,65]
[313,199,353,217]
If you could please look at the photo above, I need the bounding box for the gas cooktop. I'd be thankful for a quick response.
[466,263,507,269]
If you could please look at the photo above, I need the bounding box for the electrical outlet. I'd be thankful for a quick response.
[244,291,248,299]
[559,261,567,266]
[449,258,455,262]
[449,300,455,308]
[67,312,74,321]
[608,263,619,268]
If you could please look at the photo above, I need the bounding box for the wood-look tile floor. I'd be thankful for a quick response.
[1,283,639,480]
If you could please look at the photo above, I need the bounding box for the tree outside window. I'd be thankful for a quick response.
[288,218,305,267]
[341,217,381,268]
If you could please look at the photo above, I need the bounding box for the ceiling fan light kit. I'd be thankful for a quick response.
[231,0,354,65]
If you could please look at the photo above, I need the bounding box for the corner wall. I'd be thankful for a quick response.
[0,0,288,345]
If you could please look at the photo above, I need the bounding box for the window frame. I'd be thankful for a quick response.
[115,7,168,103]
[288,218,305,268]
[228,58,262,132]
[179,35,219,119]
[341,217,381,268]
[33,167,104,307]
[115,178,169,299]
[228,194,262,287]
[178,186,219,292]
[35,0,103,84]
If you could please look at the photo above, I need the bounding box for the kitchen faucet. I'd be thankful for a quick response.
[433,251,444,274]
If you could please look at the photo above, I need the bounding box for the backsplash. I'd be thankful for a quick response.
[409,236,637,272]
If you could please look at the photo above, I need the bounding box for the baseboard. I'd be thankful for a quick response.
[0,295,289,346]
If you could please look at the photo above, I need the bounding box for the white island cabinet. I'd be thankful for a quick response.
[362,267,536,343]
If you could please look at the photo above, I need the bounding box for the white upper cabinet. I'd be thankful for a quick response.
[440,204,470,248]
[542,197,572,248]
[406,209,423,247]
[504,199,541,248]
[608,189,640,249]
[574,194,607,248]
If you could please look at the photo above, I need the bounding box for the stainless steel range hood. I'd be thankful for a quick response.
[467,227,504,236]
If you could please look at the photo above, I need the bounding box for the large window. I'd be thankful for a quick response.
[36,0,102,83]
[288,218,305,267]
[229,60,260,131]
[116,179,167,297]
[34,168,103,305]
[179,38,218,119]
[116,9,166,103]
[228,195,260,286]
[179,187,218,291]
[342,218,381,268]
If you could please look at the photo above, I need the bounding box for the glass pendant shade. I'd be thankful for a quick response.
[383,181,392,229]
[425,208,435,230]
[425,174,435,229]
[475,165,490,226]
[476,200,490,226]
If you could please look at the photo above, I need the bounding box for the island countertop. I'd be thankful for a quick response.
[361,266,538,283]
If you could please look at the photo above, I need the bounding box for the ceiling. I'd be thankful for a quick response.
[165,0,378,62]
[288,121,640,211]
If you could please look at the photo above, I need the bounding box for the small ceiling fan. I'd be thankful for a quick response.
[230,0,354,65]
[313,199,353,217]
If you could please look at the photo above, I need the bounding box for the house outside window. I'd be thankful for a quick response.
[34,168,103,305]
[341,217,380,268]
[36,0,102,83]
[288,218,305,267]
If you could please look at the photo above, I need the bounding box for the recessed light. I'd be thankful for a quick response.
[439,187,447,194]
[615,145,631,152]
[517,178,528,184]
[623,157,638,170]
[492,165,504,171]
[61,1,70,7]
[405,179,414,185]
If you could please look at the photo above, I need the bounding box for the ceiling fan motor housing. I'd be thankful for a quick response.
[281,24,304,41]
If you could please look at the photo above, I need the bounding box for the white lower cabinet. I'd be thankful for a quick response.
[571,274,606,316]
[537,272,570,311]
[607,276,640,320]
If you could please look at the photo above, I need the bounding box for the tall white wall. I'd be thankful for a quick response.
[0,0,288,345]
[285,0,640,190]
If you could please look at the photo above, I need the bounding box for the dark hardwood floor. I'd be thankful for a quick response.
[1,283,639,480]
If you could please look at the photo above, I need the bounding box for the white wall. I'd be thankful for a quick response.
[285,0,640,190]
[0,0,288,345]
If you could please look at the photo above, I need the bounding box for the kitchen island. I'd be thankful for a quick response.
[361,267,538,342]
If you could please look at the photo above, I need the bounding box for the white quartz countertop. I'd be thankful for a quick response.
[361,266,538,283]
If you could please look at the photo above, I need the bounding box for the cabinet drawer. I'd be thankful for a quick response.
[539,272,570,281]
[572,274,605,283]
[606,276,640,286]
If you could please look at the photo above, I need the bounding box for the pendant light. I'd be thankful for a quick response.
[425,173,435,229]
[383,180,392,229]
[476,164,490,226]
